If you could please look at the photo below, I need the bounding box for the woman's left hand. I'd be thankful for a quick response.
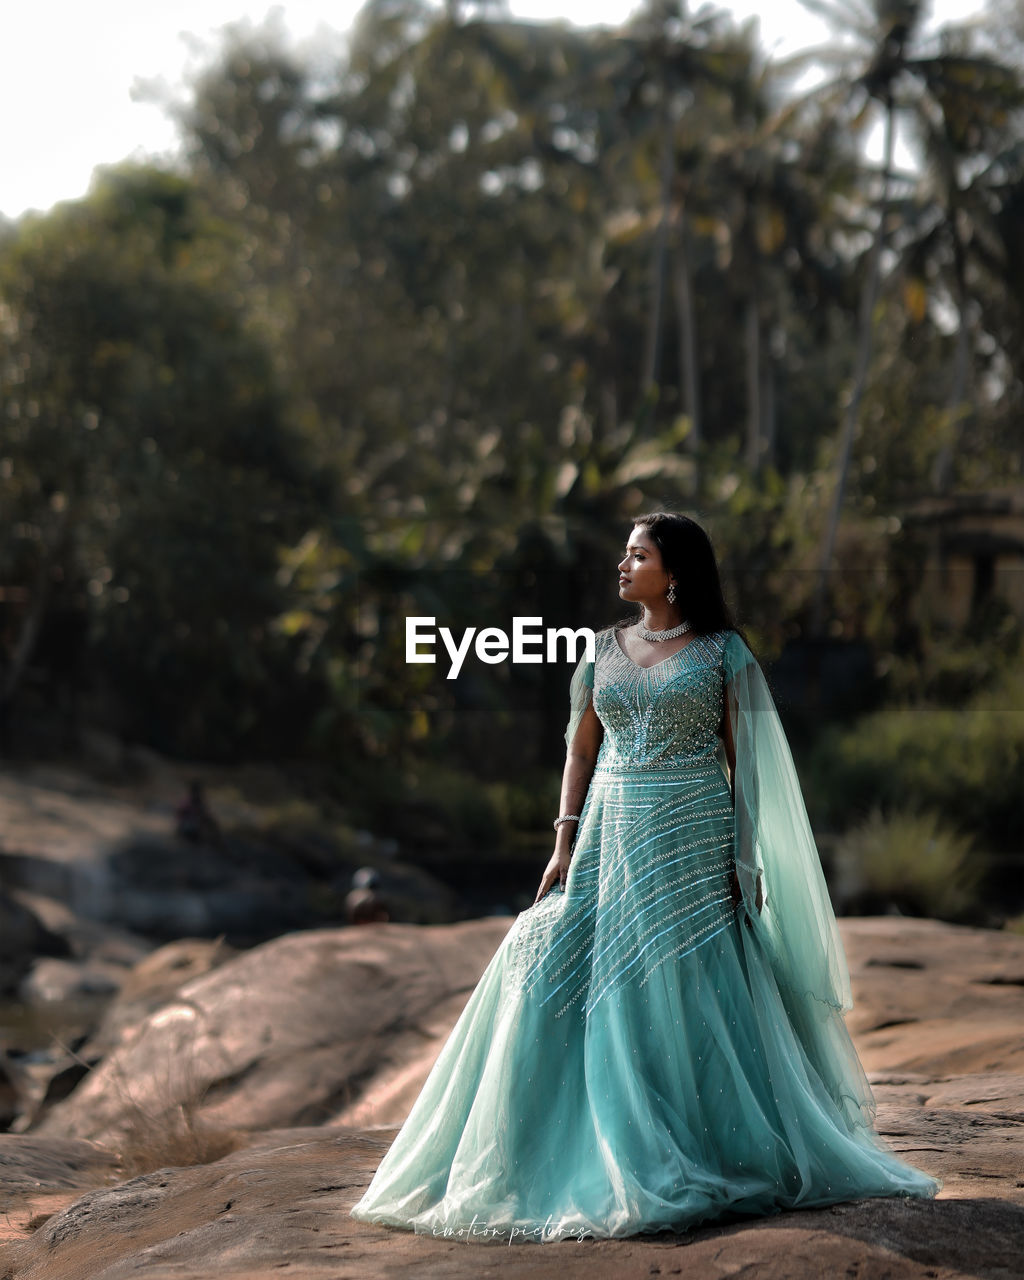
[535,847,572,903]
[729,868,764,914]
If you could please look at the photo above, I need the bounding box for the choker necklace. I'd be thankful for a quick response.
[638,619,692,642]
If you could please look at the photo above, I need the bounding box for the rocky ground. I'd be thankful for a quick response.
[0,914,1022,1279]
[2,762,1023,1278]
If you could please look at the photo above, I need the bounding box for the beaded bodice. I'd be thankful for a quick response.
[592,627,729,771]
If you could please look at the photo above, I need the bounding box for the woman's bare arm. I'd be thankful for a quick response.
[535,700,604,902]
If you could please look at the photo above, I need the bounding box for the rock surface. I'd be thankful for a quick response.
[1,916,1023,1279]
[0,1135,122,1246]
[0,893,70,998]
[30,921,505,1143]
[0,765,462,955]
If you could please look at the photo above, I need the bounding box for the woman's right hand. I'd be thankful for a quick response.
[534,846,572,904]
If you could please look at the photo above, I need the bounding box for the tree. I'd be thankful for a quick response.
[0,167,320,754]
[800,0,1024,633]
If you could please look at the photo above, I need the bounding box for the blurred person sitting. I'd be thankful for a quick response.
[175,779,224,848]
[345,866,390,925]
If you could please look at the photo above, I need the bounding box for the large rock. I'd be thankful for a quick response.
[8,939,240,1136]
[31,921,510,1144]
[17,958,121,1006]
[6,887,154,993]
[0,1056,22,1132]
[2,1123,1018,1280]
[840,917,1024,1077]
[0,1135,121,1246]
[83,937,239,1057]
[2,917,1023,1280]
[0,892,70,997]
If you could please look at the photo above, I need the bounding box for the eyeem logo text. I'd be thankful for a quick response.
[406,617,595,680]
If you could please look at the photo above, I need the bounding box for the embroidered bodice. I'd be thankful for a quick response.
[591,627,729,771]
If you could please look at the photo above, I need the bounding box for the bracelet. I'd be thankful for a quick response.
[553,814,580,831]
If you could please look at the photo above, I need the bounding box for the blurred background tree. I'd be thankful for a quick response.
[2,0,1023,919]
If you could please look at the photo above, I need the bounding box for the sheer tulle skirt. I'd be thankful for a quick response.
[349,762,939,1243]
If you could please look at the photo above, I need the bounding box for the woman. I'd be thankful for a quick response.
[350,511,940,1243]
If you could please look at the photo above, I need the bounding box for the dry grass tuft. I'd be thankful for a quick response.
[111,1095,246,1178]
[51,1009,247,1178]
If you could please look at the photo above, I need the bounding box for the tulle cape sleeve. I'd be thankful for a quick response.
[724,630,881,1132]
[723,630,852,1013]
[563,648,596,751]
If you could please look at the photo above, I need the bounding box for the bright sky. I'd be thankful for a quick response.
[1,0,987,221]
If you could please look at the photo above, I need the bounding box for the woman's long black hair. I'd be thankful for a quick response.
[614,510,753,652]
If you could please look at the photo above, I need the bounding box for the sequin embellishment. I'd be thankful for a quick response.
[506,629,738,1018]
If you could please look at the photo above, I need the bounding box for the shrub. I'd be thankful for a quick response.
[833,807,984,921]
[807,660,1024,852]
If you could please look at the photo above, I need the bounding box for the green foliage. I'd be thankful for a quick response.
[349,756,510,850]
[881,606,1024,706]
[0,166,324,756]
[1,0,1023,808]
[834,806,984,921]
[487,770,562,837]
[809,657,1024,852]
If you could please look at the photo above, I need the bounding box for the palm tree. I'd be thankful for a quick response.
[909,33,1024,492]
[618,0,749,433]
[800,0,1024,633]
[797,0,925,637]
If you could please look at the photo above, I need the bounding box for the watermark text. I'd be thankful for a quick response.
[406,617,595,679]
[427,1212,591,1244]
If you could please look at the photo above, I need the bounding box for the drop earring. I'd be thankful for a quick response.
[667,582,676,604]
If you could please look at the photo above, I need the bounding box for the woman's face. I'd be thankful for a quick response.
[617,525,675,605]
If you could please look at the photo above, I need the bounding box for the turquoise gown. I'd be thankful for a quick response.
[349,627,940,1243]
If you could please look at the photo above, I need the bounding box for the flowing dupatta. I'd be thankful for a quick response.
[724,630,877,1134]
[724,631,850,1009]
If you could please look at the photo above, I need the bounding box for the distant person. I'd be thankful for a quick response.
[345,867,390,925]
[351,509,940,1243]
[174,780,223,848]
